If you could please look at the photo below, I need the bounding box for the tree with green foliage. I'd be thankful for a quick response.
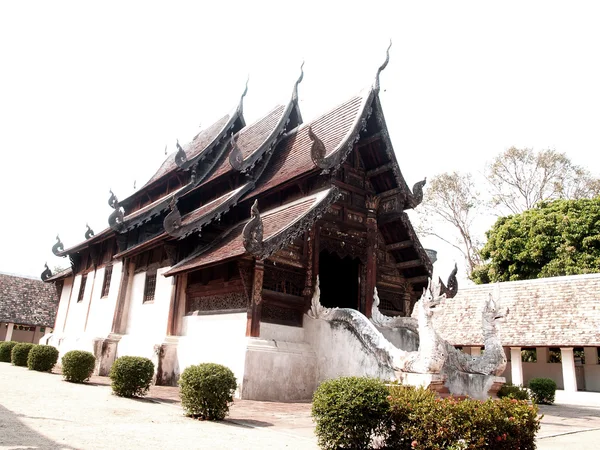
[472,197,600,283]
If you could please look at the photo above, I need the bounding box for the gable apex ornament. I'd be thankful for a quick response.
[242,200,264,256]
[236,76,250,116]
[52,235,64,256]
[85,223,94,240]
[373,39,392,93]
[409,177,427,207]
[291,61,305,103]
[41,263,52,281]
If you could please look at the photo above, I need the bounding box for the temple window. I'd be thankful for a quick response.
[143,271,157,303]
[101,265,113,298]
[77,275,87,302]
[548,348,562,363]
[521,348,537,363]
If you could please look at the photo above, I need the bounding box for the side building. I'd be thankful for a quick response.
[42,59,435,400]
[1,272,59,343]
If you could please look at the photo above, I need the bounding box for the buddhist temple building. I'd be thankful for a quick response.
[42,51,438,400]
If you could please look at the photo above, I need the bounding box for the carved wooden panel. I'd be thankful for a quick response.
[187,292,247,313]
[263,264,305,297]
[261,301,303,327]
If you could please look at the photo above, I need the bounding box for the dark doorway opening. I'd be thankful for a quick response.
[319,250,360,309]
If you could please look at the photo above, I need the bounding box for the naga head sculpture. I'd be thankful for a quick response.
[419,278,445,317]
[483,293,509,330]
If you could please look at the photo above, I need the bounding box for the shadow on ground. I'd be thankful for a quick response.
[0,404,76,449]
[539,404,600,420]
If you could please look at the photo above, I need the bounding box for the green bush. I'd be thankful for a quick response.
[179,363,237,420]
[11,343,35,367]
[497,383,530,401]
[0,341,18,362]
[385,385,541,449]
[529,377,557,405]
[62,350,96,383]
[312,377,389,450]
[27,345,59,372]
[109,356,154,398]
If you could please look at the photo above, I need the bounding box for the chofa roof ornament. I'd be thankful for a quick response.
[242,200,264,256]
[41,263,52,281]
[291,61,304,103]
[108,189,125,232]
[438,262,458,299]
[52,235,64,256]
[85,223,94,240]
[236,76,250,116]
[373,40,392,93]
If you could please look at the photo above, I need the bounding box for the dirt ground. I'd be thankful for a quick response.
[2,363,600,449]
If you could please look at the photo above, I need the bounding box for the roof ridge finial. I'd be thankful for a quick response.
[237,75,250,115]
[374,39,392,92]
[85,223,95,240]
[292,61,305,102]
[175,139,187,168]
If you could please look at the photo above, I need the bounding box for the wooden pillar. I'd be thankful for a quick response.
[166,275,180,336]
[365,196,380,318]
[303,227,318,311]
[246,260,264,337]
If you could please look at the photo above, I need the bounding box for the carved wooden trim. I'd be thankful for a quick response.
[395,260,422,270]
[386,240,413,251]
[246,260,264,337]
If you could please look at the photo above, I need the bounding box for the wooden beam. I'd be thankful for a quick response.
[356,132,383,149]
[386,240,413,251]
[396,260,422,270]
[379,187,405,198]
[406,275,429,284]
[366,162,394,179]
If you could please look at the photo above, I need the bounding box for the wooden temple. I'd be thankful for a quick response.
[44,48,435,394]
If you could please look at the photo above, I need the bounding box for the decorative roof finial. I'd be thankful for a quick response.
[85,224,95,240]
[164,196,182,235]
[374,39,392,92]
[236,75,250,115]
[175,139,187,168]
[228,133,243,171]
[133,180,136,189]
[308,126,329,170]
[410,177,427,207]
[52,235,64,256]
[164,144,167,155]
[291,61,305,103]
[108,189,119,209]
[242,200,264,256]
[41,263,52,281]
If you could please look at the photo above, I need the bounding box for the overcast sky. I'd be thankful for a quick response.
[1,1,599,283]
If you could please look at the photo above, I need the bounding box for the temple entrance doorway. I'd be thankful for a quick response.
[318,250,360,310]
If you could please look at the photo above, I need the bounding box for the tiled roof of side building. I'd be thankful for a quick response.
[432,273,600,347]
[165,188,336,276]
[0,273,59,327]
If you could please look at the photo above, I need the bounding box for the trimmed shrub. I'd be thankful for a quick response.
[385,385,541,449]
[62,350,96,383]
[109,356,154,398]
[497,383,530,401]
[179,363,237,420]
[11,343,35,366]
[529,377,557,405]
[312,377,389,450]
[0,341,18,362]
[27,345,59,372]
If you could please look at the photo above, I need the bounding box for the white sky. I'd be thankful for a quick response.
[1,1,599,283]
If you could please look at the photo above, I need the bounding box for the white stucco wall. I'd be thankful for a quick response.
[63,273,94,335]
[174,312,248,389]
[118,267,174,360]
[304,315,395,384]
[85,263,122,338]
[259,322,305,342]
[53,278,73,332]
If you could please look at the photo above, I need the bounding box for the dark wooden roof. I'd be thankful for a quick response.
[0,273,59,327]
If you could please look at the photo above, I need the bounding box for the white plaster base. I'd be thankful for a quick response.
[443,371,506,400]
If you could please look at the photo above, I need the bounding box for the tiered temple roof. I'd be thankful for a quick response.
[47,52,433,290]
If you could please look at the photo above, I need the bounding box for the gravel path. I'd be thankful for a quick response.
[0,364,318,450]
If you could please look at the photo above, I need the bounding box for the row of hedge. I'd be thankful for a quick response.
[0,341,59,371]
[1,341,238,421]
[497,378,558,404]
[312,377,542,450]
